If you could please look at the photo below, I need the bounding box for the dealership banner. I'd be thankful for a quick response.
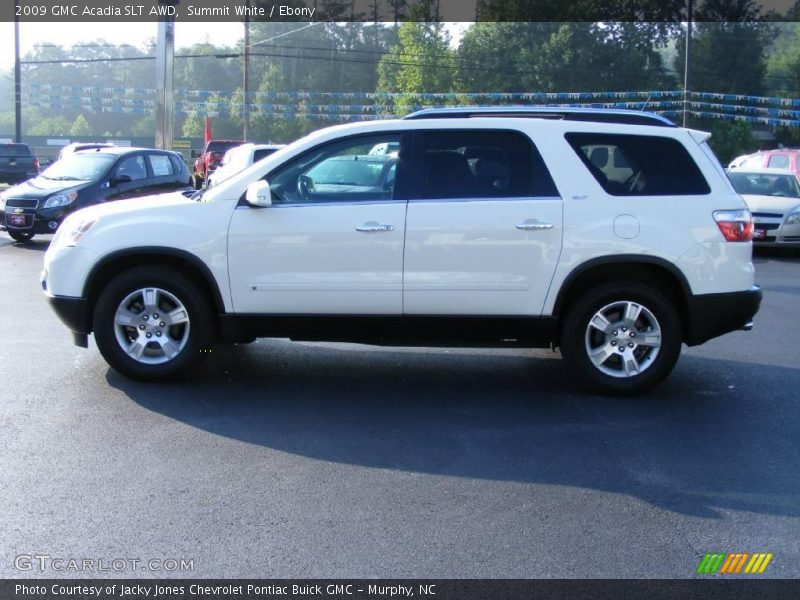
[2,0,800,23]
[3,580,800,600]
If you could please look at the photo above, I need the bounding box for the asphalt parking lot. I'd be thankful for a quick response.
[1,232,798,579]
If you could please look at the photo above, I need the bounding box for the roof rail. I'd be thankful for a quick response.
[403,106,677,128]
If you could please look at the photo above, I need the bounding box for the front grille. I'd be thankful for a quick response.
[752,212,784,219]
[755,223,780,231]
[782,236,800,242]
[5,198,37,209]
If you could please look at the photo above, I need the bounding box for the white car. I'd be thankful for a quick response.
[206,143,284,189]
[728,168,800,247]
[42,107,761,395]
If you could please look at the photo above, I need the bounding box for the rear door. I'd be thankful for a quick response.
[145,152,186,194]
[403,129,563,315]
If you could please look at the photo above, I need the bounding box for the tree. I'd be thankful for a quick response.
[69,114,92,137]
[706,120,756,164]
[377,22,455,114]
[675,1,770,95]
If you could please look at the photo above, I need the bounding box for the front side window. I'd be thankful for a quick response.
[566,133,710,196]
[115,155,148,182]
[415,130,558,200]
[267,135,403,204]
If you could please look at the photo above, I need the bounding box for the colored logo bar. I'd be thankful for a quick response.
[697,553,773,574]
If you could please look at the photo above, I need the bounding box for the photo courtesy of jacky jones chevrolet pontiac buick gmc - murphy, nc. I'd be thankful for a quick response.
[39,108,762,395]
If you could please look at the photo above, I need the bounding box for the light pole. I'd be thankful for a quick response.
[243,0,250,141]
[14,0,22,142]
[683,0,693,128]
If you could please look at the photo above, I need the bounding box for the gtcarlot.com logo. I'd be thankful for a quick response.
[696,552,773,575]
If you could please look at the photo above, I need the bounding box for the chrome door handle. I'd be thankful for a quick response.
[516,220,554,231]
[356,222,394,233]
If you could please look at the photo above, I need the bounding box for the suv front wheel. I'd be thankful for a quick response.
[93,267,214,381]
[560,281,682,395]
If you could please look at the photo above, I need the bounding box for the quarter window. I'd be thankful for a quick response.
[416,130,558,199]
[566,133,710,196]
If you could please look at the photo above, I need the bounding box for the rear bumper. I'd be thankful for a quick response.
[685,286,762,346]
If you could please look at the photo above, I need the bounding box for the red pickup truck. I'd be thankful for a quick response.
[190,140,244,189]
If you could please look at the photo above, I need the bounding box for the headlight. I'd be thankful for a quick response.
[43,191,78,209]
[52,216,98,248]
[786,208,800,225]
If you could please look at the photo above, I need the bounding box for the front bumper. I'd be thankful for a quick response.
[46,294,91,347]
[685,286,762,346]
[1,208,71,234]
[753,219,800,247]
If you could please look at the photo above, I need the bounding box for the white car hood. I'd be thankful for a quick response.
[68,191,194,221]
[740,194,800,215]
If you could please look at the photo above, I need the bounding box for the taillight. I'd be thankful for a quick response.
[713,209,753,242]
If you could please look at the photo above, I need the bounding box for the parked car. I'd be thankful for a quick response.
[42,107,761,395]
[1,147,190,242]
[206,143,284,189]
[0,143,39,185]
[728,168,800,247]
[730,148,800,178]
[190,140,244,189]
[57,142,116,161]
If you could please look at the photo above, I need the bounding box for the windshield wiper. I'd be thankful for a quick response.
[48,176,83,181]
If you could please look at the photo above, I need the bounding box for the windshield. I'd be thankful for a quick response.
[41,153,116,181]
[728,172,800,198]
[208,142,241,154]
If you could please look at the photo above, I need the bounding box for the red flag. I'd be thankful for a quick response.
[204,116,212,144]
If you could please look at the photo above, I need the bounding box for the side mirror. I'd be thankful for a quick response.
[245,180,272,207]
[110,174,132,186]
[190,150,199,159]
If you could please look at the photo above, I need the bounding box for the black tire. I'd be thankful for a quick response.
[92,266,214,381]
[8,231,34,243]
[560,280,682,396]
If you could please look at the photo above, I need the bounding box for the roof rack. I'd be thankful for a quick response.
[403,106,677,128]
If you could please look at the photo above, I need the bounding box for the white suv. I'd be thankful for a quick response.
[42,108,761,395]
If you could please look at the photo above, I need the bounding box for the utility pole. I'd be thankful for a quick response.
[243,0,250,141]
[14,0,22,143]
[683,0,693,128]
[155,1,176,150]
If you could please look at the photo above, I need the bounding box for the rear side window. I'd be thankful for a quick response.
[768,154,789,169]
[416,130,559,200]
[565,133,710,196]
[149,154,175,177]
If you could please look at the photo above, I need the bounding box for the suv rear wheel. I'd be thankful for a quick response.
[93,267,214,381]
[560,281,682,395]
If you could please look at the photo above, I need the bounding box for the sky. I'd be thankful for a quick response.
[0,21,470,71]
[0,22,246,69]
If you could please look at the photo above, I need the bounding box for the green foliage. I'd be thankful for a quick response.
[706,120,756,164]
[377,22,454,115]
[69,114,92,137]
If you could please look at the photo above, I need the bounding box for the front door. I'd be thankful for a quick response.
[227,133,408,314]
